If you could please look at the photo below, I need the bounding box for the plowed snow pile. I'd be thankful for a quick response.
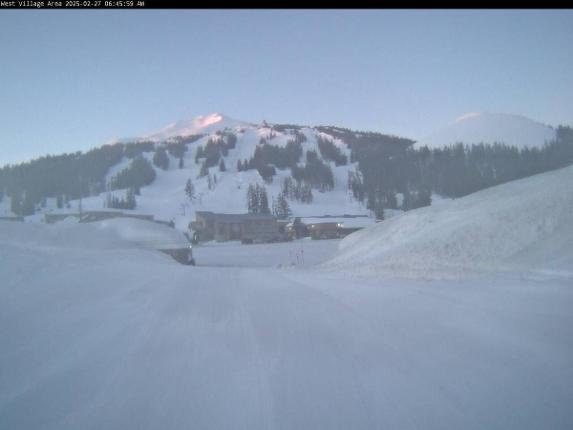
[325,165,573,279]
[0,217,189,257]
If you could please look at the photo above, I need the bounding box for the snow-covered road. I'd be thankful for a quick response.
[193,238,341,267]
[1,223,572,430]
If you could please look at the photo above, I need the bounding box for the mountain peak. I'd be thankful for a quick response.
[418,112,555,149]
[145,112,249,141]
[454,112,482,123]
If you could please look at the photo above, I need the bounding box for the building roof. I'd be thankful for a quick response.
[196,211,276,223]
[300,216,376,229]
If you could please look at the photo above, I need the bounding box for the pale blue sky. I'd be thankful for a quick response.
[1,9,572,166]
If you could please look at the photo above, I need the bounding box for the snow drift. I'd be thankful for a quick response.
[0,218,190,257]
[91,218,190,250]
[324,165,573,279]
[417,112,555,149]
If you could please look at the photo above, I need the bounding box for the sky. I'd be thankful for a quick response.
[1,9,572,166]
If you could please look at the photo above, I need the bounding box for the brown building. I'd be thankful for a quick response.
[308,222,341,240]
[285,217,309,239]
[190,211,288,243]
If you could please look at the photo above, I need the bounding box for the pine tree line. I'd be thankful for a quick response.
[316,136,348,166]
[291,150,334,191]
[246,184,270,214]
[281,177,313,203]
[272,192,292,219]
[152,147,169,170]
[109,155,156,191]
[105,188,137,210]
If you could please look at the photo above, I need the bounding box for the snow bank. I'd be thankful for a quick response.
[324,165,573,279]
[0,217,189,254]
[91,218,190,250]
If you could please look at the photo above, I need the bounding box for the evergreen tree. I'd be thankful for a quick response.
[110,155,156,191]
[247,184,256,213]
[185,179,195,201]
[246,183,271,214]
[374,204,384,220]
[14,191,36,215]
[10,192,22,216]
[259,185,270,214]
[125,187,137,210]
[199,163,208,178]
[179,156,184,169]
[282,177,293,199]
[301,183,313,203]
[273,192,291,219]
[219,159,226,172]
[152,147,169,170]
[195,146,204,164]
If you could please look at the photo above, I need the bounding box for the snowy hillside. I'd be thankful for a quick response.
[324,165,573,279]
[0,217,190,255]
[40,113,377,230]
[417,112,556,149]
[4,112,570,234]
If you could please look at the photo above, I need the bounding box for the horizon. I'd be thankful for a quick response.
[1,9,572,166]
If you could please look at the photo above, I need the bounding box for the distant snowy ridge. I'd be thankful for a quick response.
[145,113,253,141]
[417,112,556,149]
[324,165,573,279]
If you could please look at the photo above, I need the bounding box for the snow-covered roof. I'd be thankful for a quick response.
[300,216,376,229]
[196,211,276,222]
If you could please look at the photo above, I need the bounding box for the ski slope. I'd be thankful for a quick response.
[324,165,573,279]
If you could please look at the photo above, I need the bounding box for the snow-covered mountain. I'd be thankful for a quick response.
[4,111,569,233]
[145,113,252,141]
[32,113,383,230]
[417,112,556,149]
